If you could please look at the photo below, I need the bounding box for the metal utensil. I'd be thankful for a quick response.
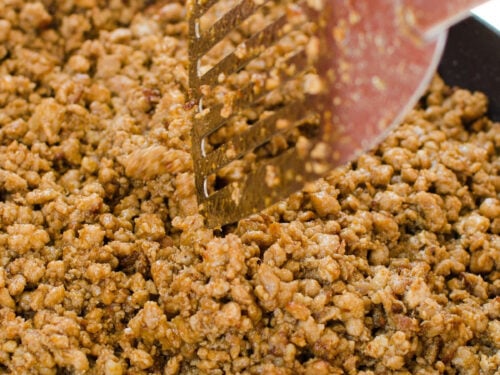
[188,0,487,228]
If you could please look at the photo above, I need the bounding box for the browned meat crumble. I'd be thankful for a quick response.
[0,1,499,374]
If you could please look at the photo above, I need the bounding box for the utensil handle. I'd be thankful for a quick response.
[402,0,490,38]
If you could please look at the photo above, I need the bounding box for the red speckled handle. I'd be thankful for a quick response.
[401,0,489,38]
[401,0,486,38]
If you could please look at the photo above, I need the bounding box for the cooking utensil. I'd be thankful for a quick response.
[188,0,487,228]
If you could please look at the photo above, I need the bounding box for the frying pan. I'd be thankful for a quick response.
[439,17,500,120]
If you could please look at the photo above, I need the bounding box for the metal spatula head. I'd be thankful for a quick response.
[188,0,486,228]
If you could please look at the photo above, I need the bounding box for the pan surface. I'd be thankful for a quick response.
[438,17,500,120]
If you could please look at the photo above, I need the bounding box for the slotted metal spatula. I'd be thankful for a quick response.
[188,0,486,228]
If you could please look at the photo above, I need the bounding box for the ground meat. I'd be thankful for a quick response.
[0,1,499,374]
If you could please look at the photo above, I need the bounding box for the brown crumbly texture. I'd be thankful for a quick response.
[0,1,499,374]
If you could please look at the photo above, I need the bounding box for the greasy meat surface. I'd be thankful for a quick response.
[0,1,499,374]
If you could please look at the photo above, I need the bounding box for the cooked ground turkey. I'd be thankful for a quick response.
[0,1,499,374]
